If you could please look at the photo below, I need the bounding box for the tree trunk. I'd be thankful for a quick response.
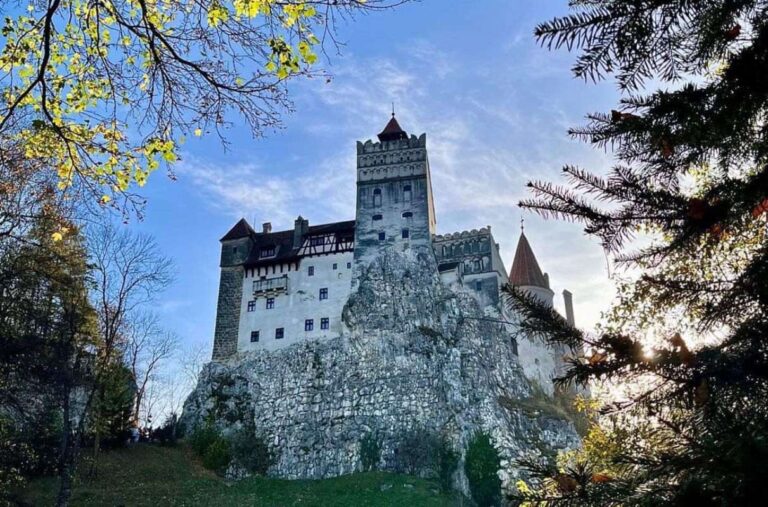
[56,391,74,507]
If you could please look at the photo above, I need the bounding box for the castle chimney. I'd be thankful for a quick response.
[563,289,575,326]
[543,272,550,289]
[262,222,272,234]
[293,216,308,248]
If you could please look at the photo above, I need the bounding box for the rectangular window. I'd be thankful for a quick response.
[308,266,314,276]
[333,263,338,270]
[266,297,275,309]
[347,262,352,269]
[319,288,328,300]
[378,232,385,241]
[260,246,275,258]
[402,229,410,239]
[320,318,329,330]
[247,300,256,312]
[275,327,284,339]
[305,319,314,331]
[250,331,260,342]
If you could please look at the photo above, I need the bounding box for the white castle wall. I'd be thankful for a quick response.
[238,252,354,352]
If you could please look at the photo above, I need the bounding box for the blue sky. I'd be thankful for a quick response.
[129,0,623,355]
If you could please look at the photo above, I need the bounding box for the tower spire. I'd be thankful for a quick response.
[509,229,549,288]
[377,111,408,142]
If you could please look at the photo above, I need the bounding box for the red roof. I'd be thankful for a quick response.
[509,232,549,288]
[377,116,408,142]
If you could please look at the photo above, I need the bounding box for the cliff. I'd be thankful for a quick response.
[181,247,579,492]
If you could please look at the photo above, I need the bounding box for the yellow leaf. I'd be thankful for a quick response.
[194,128,202,137]
[51,232,63,241]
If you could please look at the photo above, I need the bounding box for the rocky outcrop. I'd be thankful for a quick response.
[181,247,578,492]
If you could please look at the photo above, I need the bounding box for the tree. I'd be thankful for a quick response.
[508,2,768,505]
[0,209,100,505]
[123,313,178,425]
[0,0,409,226]
[85,224,172,482]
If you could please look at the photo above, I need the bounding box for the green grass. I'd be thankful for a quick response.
[19,444,461,506]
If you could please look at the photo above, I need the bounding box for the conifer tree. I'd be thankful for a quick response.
[507,2,768,505]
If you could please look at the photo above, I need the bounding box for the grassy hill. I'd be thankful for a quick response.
[19,444,463,506]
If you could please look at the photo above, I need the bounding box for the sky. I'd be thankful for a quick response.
[129,0,625,357]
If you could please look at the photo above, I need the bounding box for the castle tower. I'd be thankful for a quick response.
[508,230,554,306]
[353,115,437,267]
[212,218,255,360]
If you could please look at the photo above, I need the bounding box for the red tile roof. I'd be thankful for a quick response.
[377,116,408,142]
[509,232,549,288]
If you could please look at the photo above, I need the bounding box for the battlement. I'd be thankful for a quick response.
[356,133,426,155]
[434,226,492,242]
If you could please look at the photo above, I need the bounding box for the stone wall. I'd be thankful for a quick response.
[183,248,579,494]
[211,266,242,360]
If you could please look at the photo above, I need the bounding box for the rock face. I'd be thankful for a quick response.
[181,248,578,492]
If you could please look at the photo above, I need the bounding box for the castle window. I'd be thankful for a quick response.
[250,331,260,343]
[474,259,481,272]
[305,319,314,331]
[442,245,447,256]
[247,300,256,312]
[402,229,410,239]
[232,246,238,255]
[310,236,325,247]
[372,214,383,221]
[260,246,275,258]
[378,232,385,241]
[511,337,519,356]
[333,263,338,270]
[319,288,328,300]
[308,266,314,276]
[321,317,329,330]
[266,297,275,309]
[472,242,479,253]
[402,211,413,218]
[475,280,482,291]
[403,184,412,201]
[275,328,284,339]
[373,188,382,207]
[347,262,352,269]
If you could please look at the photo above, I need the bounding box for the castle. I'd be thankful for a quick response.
[185,117,580,489]
[210,115,576,392]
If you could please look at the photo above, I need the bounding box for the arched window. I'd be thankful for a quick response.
[402,211,413,218]
[403,184,412,202]
[372,214,383,221]
[373,188,382,207]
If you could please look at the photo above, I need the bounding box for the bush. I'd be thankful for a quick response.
[202,437,231,473]
[437,441,459,493]
[152,414,179,446]
[359,433,381,472]
[229,428,273,475]
[465,432,502,507]
[393,429,458,490]
[189,424,219,457]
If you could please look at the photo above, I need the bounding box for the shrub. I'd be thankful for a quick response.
[189,424,219,456]
[437,441,459,492]
[465,432,502,507]
[393,429,458,491]
[202,437,231,473]
[359,433,381,472]
[229,428,273,475]
[152,414,179,446]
